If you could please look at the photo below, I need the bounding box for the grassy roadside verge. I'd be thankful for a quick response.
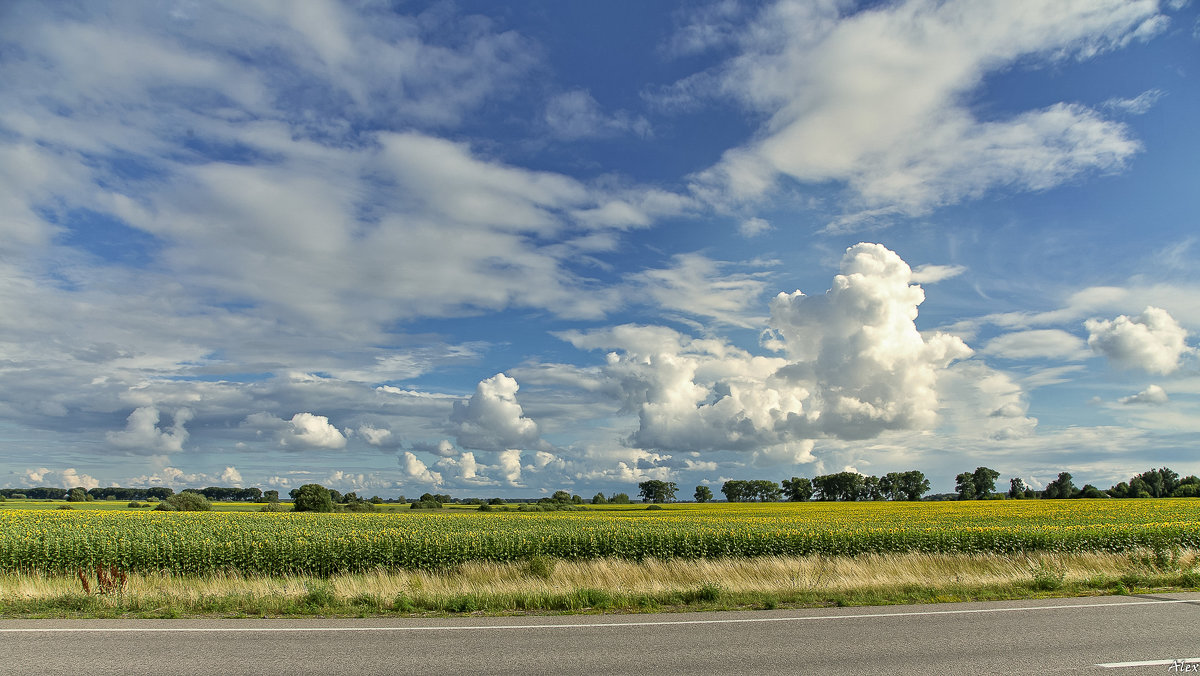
[2,549,1198,619]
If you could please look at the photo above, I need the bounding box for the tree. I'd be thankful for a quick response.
[694,485,713,503]
[1078,484,1106,499]
[862,475,884,501]
[292,483,335,512]
[67,487,89,502]
[1131,467,1180,498]
[812,472,864,501]
[895,471,930,501]
[591,492,608,504]
[263,490,280,504]
[609,493,631,504]
[721,480,749,502]
[1043,472,1077,499]
[1172,477,1200,498]
[551,490,572,503]
[971,467,1001,499]
[1008,477,1029,499]
[781,477,813,502]
[749,479,782,502]
[954,473,976,501]
[637,480,677,503]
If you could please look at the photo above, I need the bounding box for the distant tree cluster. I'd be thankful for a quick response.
[637,480,677,503]
[1108,467,1200,499]
[714,471,930,503]
[967,466,1200,500]
[1,486,177,501]
[289,485,381,512]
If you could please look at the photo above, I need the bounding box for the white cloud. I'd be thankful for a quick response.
[400,452,443,485]
[1085,306,1193,374]
[1102,89,1165,115]
[106,406,193,454]
[22,467,100,490]
[910,264,967,285]
[983,330,1091,361]
[218,466,243,485]
[358,425,397,448]
[563,243,973,456]
[683,0,1158,220]
[738,217,772,237]
[282,413,347,450]
[633,254,770,328]
[450,374,544,452]
[497,449,524,486]
[436,451,483,483]
[245,412,347,450]
[544,89,650,140]
[1119,385,1169,405]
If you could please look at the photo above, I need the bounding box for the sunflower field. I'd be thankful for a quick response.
[1,499,1198,575]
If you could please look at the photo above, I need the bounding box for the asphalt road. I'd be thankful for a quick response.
[2,594,1198,675]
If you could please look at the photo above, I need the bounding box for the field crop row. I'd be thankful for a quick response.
[2,500,1198,576]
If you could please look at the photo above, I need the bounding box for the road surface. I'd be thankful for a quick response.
[2,593,1198,674]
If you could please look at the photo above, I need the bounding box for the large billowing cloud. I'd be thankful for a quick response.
[21,467,100,491]
[244,412,348,450]
[1085,307,1192,374]
[679,0,1158,223]
[106,406,193,454]
[450,374,545,452]
[562,243,973,457]
[399,451,443,485]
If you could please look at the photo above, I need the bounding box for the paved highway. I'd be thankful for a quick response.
[2,594,1198,675]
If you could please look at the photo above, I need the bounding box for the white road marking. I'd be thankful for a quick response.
[0,597,1196,634]
[1096,658,1200,669]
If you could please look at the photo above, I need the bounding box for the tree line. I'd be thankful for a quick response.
[636,466,1200,504]
[636,470,932,504]
[3,466,1197,506]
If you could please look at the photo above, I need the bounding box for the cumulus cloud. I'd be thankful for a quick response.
[450,374,545,452]
[218,466,243,485]
[244,412,347,450]
[22,467,100,490]
[412,439,458,458]
[562,243,973,458]
[400,452,443,485]
[1085,306,1193,374]
[358,425,398,448]
[1118,385,1169,405]
[682,0,1157,220]
[436,451,484,483]
[983,330,1091,361]
[106,406,193,453]
[497,449,524,486]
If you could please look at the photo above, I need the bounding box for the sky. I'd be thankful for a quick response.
[1,0,1198,498]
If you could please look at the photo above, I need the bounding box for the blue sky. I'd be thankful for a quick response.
[1,0,1197,497]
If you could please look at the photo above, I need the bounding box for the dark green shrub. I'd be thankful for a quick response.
[155,491,211,511]
[292,484,335,513]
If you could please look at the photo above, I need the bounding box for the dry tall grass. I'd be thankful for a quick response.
[3,549,1194,615]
